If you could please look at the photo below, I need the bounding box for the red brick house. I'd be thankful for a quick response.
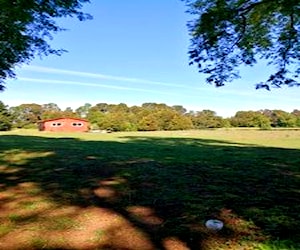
[38,118,89,132]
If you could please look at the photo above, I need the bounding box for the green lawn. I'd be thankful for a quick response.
[0,129,299,249]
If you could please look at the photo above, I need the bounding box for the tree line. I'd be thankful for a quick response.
[0,101,299,131]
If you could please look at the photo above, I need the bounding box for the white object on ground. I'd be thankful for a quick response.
[205,219,224,231]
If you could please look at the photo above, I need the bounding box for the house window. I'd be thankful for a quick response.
[51,122,62,127]
[72,122,83,127]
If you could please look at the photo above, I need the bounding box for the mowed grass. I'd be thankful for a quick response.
[0,129,300,249]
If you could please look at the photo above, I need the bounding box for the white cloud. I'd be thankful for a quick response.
[19,65,300,108]
[18,77,183,96]
[23,65,188,88]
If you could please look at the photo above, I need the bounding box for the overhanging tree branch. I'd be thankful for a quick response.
[0,0,91,91]
[184,0,300,89]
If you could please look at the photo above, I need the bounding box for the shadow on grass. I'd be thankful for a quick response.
[0,134,300,249]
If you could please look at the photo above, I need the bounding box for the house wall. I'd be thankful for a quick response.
[42,118,89,132]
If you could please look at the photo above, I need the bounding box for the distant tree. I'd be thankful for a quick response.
[86,107,105,129]
[272,110,297,127]
[42,103,61,112]
[108,103,130,113]
[155,109,178,130]
[132,107,152,122]
[291,109,300,127]
[190,110,224,128]
[0,101,12,131]
[129,105,143,115]
[149,109,193,131]
[166,114,193,130]
[94,103,109,113]
[185,0,300,89]
[262,109,296,127]
[0,0,91,90]
[138,114,160,131]
[255,114,272,130]
[172,105,187,114]
[292,109,300,117]
[41,103,62,120]
[9,103,42,128]
[104,112,137,131]
[230,111,271,129]
[62,107,77,118]
[141,103,170,112]
[76,103,92,118]
[221,118,232,128]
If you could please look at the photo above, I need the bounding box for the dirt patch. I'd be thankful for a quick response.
[0,205,155,249]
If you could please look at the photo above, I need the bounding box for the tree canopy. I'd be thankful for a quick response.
[0,0,91,90]
[185,0,300,90]
[0,101,12,130]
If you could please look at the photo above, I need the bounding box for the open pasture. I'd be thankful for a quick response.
[0,129,300,249]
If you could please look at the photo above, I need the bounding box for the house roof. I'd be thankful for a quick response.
[39,117,88,123]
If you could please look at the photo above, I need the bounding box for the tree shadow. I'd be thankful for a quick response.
[0,134,300,249]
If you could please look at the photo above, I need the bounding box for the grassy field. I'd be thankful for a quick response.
[0,129,299,249]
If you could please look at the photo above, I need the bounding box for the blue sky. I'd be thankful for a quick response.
[1,0,299,117]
